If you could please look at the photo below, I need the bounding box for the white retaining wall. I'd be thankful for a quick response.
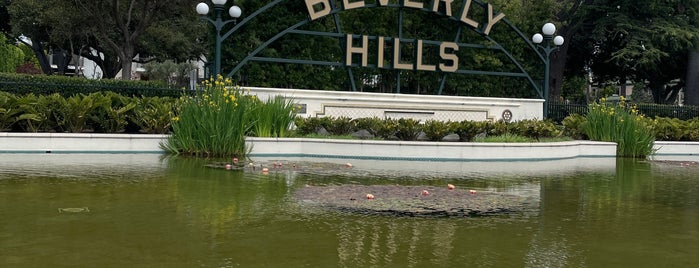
[0,133,617,161]
[2,133,697,161]
[247,87,544,122]
[0,133,167,153]
[247,138,617,161]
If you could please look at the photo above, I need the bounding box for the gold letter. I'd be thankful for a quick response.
[346,35,369,67]
[305,0,331,21]
[342,0,365,10]
[482,4,505,35]
[393,38,413,70]
[378,36,386,68]
[404,0,423,9]
[458,0,478,29]
[431,0,454,16]
[439,42,459,72]
[416,40,436,71]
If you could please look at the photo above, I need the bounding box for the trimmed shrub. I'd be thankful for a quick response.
[0,73,181,97]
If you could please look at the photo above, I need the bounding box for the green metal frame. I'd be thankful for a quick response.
[218,0,547,100]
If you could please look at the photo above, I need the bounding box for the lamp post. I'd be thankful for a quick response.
[196,0,242,77]
[532,23,564,118]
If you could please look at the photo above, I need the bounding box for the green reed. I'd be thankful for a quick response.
[583,97,655,158]
[162,76,255,158]
[251,95,296,138]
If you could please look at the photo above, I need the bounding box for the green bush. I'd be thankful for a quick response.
[376,118,399,139]
[132,96,175,134]
[651,117,687,141]
[395,118,422,141]
[60,93,111,133]
[293,117,322,136]
[0,33,25,73]
[423,120,453,141]
[324,116,355,135]
[91,92,137,133]
[510,119,561,141]
[0,73,180,97]
[0,92,20,131]
[561,114,588,140]
[353,117,383,137]
[14,94,52,132]
[452,120,486,142]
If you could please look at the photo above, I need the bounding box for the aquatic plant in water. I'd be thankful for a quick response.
[583,96,655,158]
[162,75,255,158]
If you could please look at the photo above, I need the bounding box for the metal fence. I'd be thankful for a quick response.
[547,101,699,123]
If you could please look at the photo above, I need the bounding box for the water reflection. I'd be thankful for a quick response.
[1,154,698,267]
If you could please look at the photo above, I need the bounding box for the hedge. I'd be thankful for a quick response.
[0,73,186,97]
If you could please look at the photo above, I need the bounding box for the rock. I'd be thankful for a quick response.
[416,131,430,141]
[351,129,375,139]
[316,126,330,136]
[442,133,460,142]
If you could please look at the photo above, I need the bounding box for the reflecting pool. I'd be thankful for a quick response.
[1,154,698,267]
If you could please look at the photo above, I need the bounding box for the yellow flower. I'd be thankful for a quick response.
[172,116,180,122]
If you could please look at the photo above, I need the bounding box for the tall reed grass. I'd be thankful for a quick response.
[251,95,296,138]
[161,76,255,158]
[583,97,655,158]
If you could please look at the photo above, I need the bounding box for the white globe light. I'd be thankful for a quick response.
[542,23,556,35]
[212,0,227,5]
[196,3,209,15]
[553,36,565,46]
[532,33,543,44]
[229,6,242,18]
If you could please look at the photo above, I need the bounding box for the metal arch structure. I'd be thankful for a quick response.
[220,0,547,99]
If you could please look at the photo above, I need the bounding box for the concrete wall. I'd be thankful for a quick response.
[0,133,618,161]
[4,133,699,162]
[247,87,544,122]
[0,133,167,153]
[247,138,616,161]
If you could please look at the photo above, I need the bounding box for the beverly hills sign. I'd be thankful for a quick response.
[304,0,506,73]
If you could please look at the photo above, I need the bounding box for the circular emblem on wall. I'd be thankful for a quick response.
[502,109,513,122]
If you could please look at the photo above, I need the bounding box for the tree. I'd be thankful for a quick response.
[72,0,205,80]
[567,0,699,103]
[0,0,10,33]
[8,0,206,79]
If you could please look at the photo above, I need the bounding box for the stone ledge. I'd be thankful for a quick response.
[0,133,621,161]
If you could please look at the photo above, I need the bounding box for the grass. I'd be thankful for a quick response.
[472,133,573,143]
[292,132,574,143]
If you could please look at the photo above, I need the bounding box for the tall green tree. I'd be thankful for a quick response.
[8,0,206,79]
[568,0,699,103]
[0,0,10,34]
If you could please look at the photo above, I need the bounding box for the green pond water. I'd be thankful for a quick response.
[1,154,698,267]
